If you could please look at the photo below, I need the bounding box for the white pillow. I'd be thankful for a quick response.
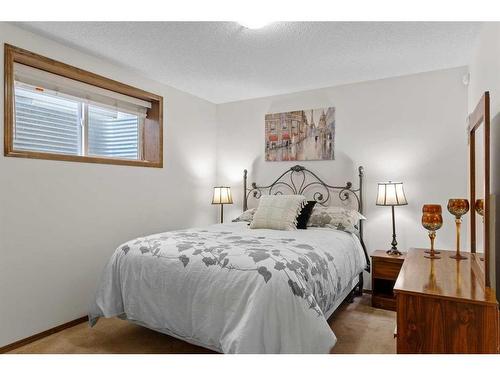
[307,206,366,233]
[250,195,307,230]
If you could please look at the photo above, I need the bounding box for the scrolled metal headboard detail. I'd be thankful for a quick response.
[243,165,363,212]
[243,165,369,271]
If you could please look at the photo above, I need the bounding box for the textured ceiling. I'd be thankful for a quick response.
[15,22,482,103]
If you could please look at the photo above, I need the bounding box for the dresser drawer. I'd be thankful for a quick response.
[372,258,402,280]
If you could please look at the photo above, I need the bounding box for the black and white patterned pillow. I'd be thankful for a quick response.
[307,206,366,233]
[232,208,257,222]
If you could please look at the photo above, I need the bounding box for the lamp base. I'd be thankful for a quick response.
[386,249,403,256]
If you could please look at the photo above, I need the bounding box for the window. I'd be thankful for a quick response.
[14,86,81,155]
[4,44,163,167]
[87,105,140,160]
[14,83,142,160]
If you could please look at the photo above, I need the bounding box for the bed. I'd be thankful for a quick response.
[89,165,370,353]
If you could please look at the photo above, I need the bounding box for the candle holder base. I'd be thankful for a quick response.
[424,249,441,254]
[424,254,441,259]
[450,253,467,260]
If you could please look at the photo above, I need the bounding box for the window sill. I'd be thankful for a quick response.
[4,149,163,168]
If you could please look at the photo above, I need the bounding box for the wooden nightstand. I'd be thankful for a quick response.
[371,250,406,311]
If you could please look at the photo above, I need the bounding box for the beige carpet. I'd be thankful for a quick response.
[8,295,395,354]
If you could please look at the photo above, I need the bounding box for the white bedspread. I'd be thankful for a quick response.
[89,222,366,353]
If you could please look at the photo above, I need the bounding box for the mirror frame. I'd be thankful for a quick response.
[468,91,491,287]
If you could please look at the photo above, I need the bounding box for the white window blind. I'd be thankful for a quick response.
[14,87,81,155]
[88,105,139,160]
[12,63,151,161]
[14,63,151,116]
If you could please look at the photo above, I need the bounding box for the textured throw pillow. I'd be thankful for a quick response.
[232,208,257,222]
[307,206,366,233]
[250,195,307,230]
[296,201,317,229]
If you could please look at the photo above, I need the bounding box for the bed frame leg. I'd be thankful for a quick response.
[356,273,364,296]
[347,290,355,303]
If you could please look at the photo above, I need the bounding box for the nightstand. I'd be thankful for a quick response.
[371,250,406,311]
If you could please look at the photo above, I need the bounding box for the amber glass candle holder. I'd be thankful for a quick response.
[422,204,443,259]
[475,199,484,220]
[474,198,485,261]
[447,199,469,260]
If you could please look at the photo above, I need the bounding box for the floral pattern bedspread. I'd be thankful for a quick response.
[89,222,366,353]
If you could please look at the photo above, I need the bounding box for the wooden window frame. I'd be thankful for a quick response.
[4,44,163,168]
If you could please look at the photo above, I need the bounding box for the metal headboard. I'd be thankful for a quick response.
[243,165,370,271]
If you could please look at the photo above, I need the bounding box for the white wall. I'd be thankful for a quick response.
[0,23,218,347]
[468,22,500,295]
[469,23,500,115]
[216,67,469,288]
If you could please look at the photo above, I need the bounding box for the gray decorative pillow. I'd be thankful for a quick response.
[232,208,257,222]
[307,206,366,233]
[250,195,307,230]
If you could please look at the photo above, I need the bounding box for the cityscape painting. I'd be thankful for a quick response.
[265,107,335,161]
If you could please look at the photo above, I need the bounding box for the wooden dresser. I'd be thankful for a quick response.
[394,248,499,354]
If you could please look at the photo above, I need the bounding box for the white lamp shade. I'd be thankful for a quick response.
[212,186,233,205]
[376,182,407,206]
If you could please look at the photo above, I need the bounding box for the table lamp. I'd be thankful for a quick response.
[376,181,408,256]
[212,186,233,223]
